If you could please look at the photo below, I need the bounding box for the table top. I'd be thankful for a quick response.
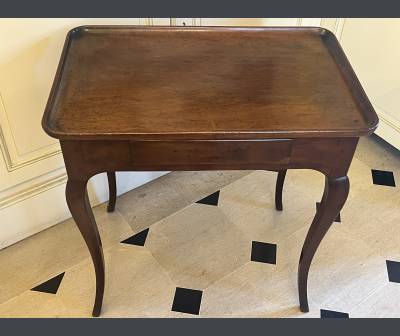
[42,26,378,141]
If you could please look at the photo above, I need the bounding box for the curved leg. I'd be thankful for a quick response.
[107,172,117,212]
[298,175,349,312]
[275,169,287,211]
[66,179,105,317]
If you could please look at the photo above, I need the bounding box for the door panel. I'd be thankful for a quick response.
[0,17,319,249]
[0,18,165,249]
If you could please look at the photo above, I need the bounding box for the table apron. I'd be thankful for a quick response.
[61,138,357,179]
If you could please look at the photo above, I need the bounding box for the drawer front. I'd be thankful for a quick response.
[74,137,353,176]
[129,140,292,168]
[81,141,131,165]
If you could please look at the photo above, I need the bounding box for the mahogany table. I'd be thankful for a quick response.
[42,26,378,317]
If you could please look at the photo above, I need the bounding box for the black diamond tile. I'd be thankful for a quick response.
[320,309,349,318]
[316,202,341,222]
[386,260,400,283]
[251,241,277,265]
[171,287,203,315]
[196,190,220,206]
[371,169,396,187]
[121,228,149,246]
[31,272,65,294]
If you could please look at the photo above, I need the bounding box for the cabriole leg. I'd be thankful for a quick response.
[275,169,287,211]
[66,179,105,317]
[107,172,117,212]
[298,175,349,312]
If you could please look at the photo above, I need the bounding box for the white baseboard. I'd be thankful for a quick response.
[0,171,168,249]
[374,105,400,150]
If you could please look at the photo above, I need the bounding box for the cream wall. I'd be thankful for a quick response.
[321,18,400,149]
[1,18,318,249]
[0,19,170,249]
[0,18,398,249]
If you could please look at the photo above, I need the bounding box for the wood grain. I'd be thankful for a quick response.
[42,26,378,140]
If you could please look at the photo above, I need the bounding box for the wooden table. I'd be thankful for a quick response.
[42,26,378,317]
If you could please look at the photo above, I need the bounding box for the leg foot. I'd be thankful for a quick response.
[298,175,349,312]
[107,172,116,212]
[66,179,105,317]
[275,170,287,211]
[300,300,310,313]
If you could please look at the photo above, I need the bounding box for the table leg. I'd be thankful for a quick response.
[107,172,117,212]
[275,169,287,211]
[298,175,349,312]
[66,179,105,317]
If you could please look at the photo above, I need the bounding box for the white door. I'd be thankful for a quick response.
[0,18,321,249]
[0,18,172,249]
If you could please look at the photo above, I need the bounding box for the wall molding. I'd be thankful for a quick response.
[0,17,325,205]
[0,18,165,213]
[170,18,201,26]
[333,18,346,39]
[0,169,67,209]
[6,17,372,250]
[297,18,322,27]
[373,104,400,150]
[375,106,400,132]
[0,90,62,172]
[0,19,172,249]
[0,18,165,172]
[0,170,168,249]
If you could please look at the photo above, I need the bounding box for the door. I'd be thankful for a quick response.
[0,18,320,249]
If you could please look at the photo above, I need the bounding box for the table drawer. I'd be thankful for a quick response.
[129,140,292,168]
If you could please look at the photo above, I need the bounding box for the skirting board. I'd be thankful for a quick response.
[374,107,400,151]
[0,171,168,250]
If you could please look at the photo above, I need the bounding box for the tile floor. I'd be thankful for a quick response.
[0,134,398,318]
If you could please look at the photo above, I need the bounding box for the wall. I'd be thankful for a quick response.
[0,19,171,249]
[321,18,400,149]
[1,18,311,249]
[3,18,397,249]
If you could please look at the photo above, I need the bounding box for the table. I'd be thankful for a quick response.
[42,26,378,317]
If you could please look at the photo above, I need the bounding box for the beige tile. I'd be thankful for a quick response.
[219,170,318,244]
[57,244,176,317]
[338,156,400,260]
[201,259,321,318]
[202,276,266,317]
[276,307,321,318]
[355,135,400,191]
[146,204,250,290]
[160,171,251,204]
[355,134,400,174]
[116,171,250,233]
[162,310,201,318]
[283,169,326,203]
[0,137,398,318]
[116,176,188,234]
[280,225,387,313]
[346,156,398,219]
[0,205,133,305]
[346,157,378,197]
[350,283,400,318]
[0,291,72,318]
[201,261,301,317]
[340,183,400,259]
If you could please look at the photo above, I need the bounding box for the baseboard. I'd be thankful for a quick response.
[374,105,400,150]
[0,171,168,249]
